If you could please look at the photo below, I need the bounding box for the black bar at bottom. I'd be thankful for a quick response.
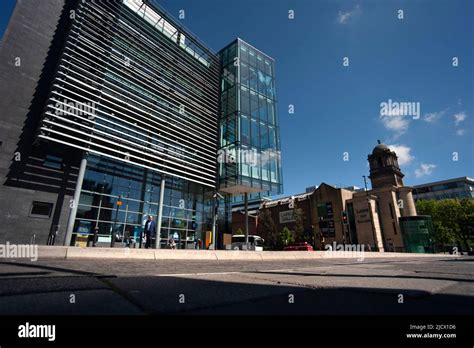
[0,315,472,346]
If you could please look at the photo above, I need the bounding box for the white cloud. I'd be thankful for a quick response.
[424,110,446,123]
[380,115,409,137]
[454,112,466,126]
[387,144,415,166]
[456,129,466,136]
[337,5,361,24]
[415,163,436,178]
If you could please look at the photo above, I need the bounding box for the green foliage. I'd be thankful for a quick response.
[277,226,294,249]
[293,205,305,242]
[416,198,474,249]
[235,228,243,235]
[257,209,277,248]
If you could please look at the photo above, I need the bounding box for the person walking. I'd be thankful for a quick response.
[144,215,156,249]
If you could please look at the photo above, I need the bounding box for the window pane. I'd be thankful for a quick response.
[251,148,260,179]
[267,99,275,124]
[251,119,259,147]
[257,55,265,71]
[239,44,248,65]
[250,91,259,118]
[264,60,272,76]
[240,145,250,177]
[260,122,268,149]
[258,95,267,122]
[240,115,250,145]
[269,127,276,148]
[248,49,257,67]
[261,151,269,181]
[30,201,53,217]
[240,87,250,115]
[227,86,237,115]
[240,63,249,87]
[249,67,257,91]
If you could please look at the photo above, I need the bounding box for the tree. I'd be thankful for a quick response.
[459,198,474,250]
[416,198,474,251]
[257,209,277,249]
[277,226,294,249]
[293,204,305,242]
[235,228,243,235]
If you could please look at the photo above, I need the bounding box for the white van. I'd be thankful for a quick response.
[231,235,265,251]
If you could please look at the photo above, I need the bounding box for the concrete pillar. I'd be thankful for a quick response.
[211,198,217,250]
[64,156,87,246]
[155,178,166,249]
[244,192,249,248]
[399,188,417,216]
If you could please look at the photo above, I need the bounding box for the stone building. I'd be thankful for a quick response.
[257,141,420,252]
[347,141,417,252]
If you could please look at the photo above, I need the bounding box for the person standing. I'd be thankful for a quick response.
[144,215,156,249]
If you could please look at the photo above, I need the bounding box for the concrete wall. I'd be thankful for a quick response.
[373,189,405,251]
[0,0,79,245]
[350,194,384,251]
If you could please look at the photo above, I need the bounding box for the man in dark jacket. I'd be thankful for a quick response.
[144,215,156,249]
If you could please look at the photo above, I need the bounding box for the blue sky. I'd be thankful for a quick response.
[1,0,473,197]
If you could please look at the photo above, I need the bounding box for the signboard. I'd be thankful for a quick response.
[279,210,295,224]
[77,220,91,234]
[356,208,371,224]
[98,236,111,243]
[326,202,333,219]
[327,220,335,237]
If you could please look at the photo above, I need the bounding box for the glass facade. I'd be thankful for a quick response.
[218,39,283,204]
[399,216,434,253]
[31,2,282,247]
[412,178,474,201]
[73,155,213,248]
[36,0,221,247]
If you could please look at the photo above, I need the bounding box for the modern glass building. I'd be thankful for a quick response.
[37,0,221,247]
[412,177,474,201]
[218,39,283,206]
[0,0,282,248]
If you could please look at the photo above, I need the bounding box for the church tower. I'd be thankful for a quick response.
[368,140,405,189]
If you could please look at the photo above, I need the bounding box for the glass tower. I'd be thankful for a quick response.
[218,38,283,205]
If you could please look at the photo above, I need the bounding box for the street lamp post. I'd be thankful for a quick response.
[212,191,224,250]
[244,192,249,250]
[111,195,122,248]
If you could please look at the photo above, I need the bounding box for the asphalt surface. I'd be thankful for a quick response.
[0,256,473,315]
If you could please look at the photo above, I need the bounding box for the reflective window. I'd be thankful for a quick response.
[240,63,249,87]
[240,115,250,144]
[240,45,248,65]
[240,87,250,115]
[251,118,259,147]
[248,49,256,66]
[250,91,259,118]
[258,95,267,122]
[260,122,268,149]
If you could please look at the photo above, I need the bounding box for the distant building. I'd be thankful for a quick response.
[305,185,318,193]
[343,185,364,192]
[412,177,474,201]
[258,141,428,252]
[0,0,282,249]
[347,141,418,252]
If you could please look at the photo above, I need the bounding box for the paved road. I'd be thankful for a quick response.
[0,256,473,315]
